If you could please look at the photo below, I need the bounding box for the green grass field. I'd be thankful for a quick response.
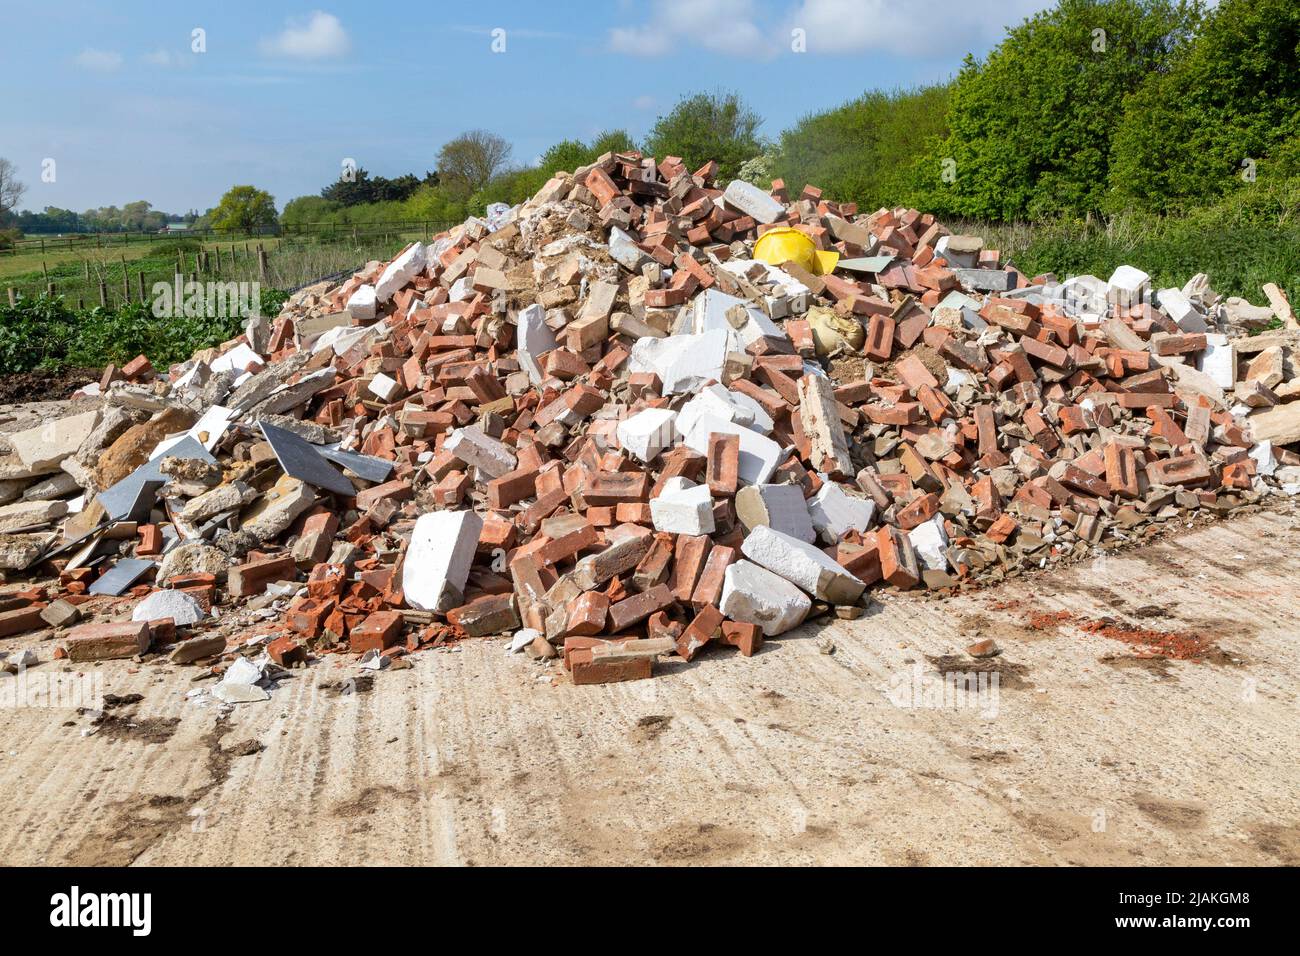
[2,232,423,307]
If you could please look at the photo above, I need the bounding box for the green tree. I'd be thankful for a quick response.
[1107,0,1300,213]
[644,90,764,182]
[437,130,513,197]
[775,85,949,210]
[914,0,1200,220]
[212,185,278,234]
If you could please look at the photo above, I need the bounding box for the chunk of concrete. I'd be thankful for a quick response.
[132,589,205,627]
[650,479,715,535]
[517,303,557,384]
[741,525,866,605]
[444,425,517,480]
[736,484,815,543]
[346,284,377,321]
[0,499,68,533]
[1157,288,1207,333]
[616,408,678,463]
[404,510,483,612]
[375,242,427,303]
[682,414,782,486]
[723,180,785,225]
[719,560,810,637]
[7,410,101,473]
[809,481,876,541]
[908,515,950,572]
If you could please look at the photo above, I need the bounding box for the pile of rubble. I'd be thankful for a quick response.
[3,152,1300,691]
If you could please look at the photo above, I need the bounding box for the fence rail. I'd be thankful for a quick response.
[3,219,459,255]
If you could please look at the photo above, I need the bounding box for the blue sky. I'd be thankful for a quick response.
[3,0,1051,215]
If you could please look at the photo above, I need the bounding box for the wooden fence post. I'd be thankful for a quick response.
[7,287,15,307]
[98,280,108,308]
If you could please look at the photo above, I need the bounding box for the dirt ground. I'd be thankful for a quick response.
[1,501,1298,866]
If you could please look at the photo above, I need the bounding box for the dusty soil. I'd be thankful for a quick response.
[1,507,1297,866]
[0,368,100,404]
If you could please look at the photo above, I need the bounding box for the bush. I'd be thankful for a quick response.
[774,86,948,211]
[1107,0,1300,212]
[914,0,1198,220]
[0,291,273,374]
[644,90,765,182]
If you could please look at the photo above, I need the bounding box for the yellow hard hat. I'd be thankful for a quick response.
[753,227,840,276]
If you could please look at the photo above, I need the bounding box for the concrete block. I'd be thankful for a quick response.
[723,180,784,225]
[650,478,715,535]
[616,407,678,463]
[682,413,782,486]
[375,242,427,303]
[346,284,377,321]
[736,483,815,543]
[908,515,950,572]
[741,525,866,605]
[517,303,557,384]
[403,510,483,612]
[132,589,205,627]
[1157,288,1207,333]
[444,425,517,480]
[809,480,876,541]
[719,559,810,637]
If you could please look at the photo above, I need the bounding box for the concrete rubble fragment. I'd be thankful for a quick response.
[0,153,1296,688]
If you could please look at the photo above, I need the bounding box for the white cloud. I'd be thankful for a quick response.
[74,48,123,71]
[260,11,351,59]
[786,0,1049,56]
[609,0,778,58]
[633,94,657,111]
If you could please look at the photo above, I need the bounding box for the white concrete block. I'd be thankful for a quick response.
[1107,265,1150,306]
[375,242,427,303]
[132,589,205,627]
[908,515,950,572]
[809,480,876,541]
[1198,333,1235,388]
[683,413,783,486]
[616,408,678,463]
[444,425,517,480]
[736,483,816,543]
[677,384,772,437]
[650,479,715,536]
[368,372,402,402]
[628,328,730,395]
[346,284,378,321]
[741,525,866,605]
[1157,287,1208,333]
[722,180,785,225]
[403,510,483,612]
[517,303,557,384]
[8,410,100,472]
[720,560,810,637]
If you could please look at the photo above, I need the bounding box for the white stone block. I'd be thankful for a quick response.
[683,413,782,486]
[720,560,810,637]
[736,483,816,543]
[132,589,205,627]
[650,479,714,536]
[403,510,483,612]
[1157,288,1208,333]
[616,408,678,463]
[722,180,785,225]
[517,303,557,384]
[1198,333,1235,388]
[908,516,950,572]
[1107,265,1150,306]
[375,242,427,303]
[741,525,865,605]
[444,425,517,480]
[368,372,402,402]
[346,284,377,321]
[809,480,876,541]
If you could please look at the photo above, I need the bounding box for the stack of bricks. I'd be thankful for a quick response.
[12,149,1296,687]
